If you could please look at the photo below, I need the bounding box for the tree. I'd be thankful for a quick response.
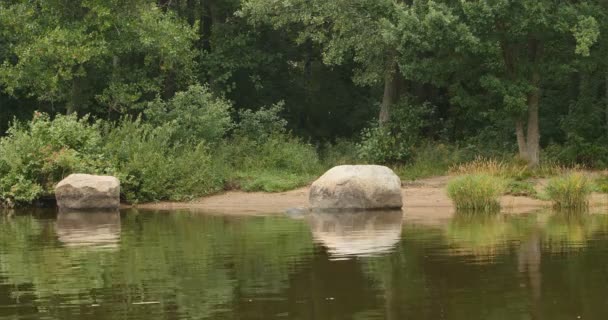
[240,0,410,125]
[458,0,599,166]
[0,0,198,115]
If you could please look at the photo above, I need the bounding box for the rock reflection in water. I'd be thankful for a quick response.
[56,210,121,249]
[308,210,403,259]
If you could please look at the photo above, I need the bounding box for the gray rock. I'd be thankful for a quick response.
[309,165,402,210]
[55,174,120,210]
[284,207,310,219]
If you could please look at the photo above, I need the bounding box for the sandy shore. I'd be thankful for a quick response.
[128,176,608,217]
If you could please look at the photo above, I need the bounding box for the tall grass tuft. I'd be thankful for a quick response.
[545,173,592,210]
[450,156,567,180]
[447,174,506,212]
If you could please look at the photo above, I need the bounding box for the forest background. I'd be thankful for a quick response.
[1,0,606,205]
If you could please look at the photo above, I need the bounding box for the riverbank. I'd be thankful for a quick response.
[129,175,608,216]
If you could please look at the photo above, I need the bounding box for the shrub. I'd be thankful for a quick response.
[221,104,323,192]
[397,143,471,180]
[545,173,592,210]
[102,117,224,202]
[447,174,506,212]
[234,101,288,141]
[145,84,233,144]
[218,134,322,192]
[357,125,411,164]
[357,101,433,164]
[319,139,359,167]
[0,113,104,205]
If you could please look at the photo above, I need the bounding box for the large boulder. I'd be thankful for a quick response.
[55,174,120,210]
[309,165,402,210]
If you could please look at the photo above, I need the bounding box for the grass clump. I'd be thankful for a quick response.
[447,174,506,212]
[545,173,592,210]
[450,157,567,180]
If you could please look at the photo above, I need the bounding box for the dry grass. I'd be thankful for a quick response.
[545,172,592,210]
[449,157,569,180]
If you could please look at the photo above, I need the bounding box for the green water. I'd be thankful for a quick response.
[1,209,608,319]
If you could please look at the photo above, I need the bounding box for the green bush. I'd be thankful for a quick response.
[234,101,288,141]
[447,174,506,212]
[0,113,104,205]
[145,84,233,144]
[545,173,592,210]
[357,101,433,164]
[397,143,472,180]
[102,117,225,202]
[219,134,322,192]
[319,139,359,167]
[544,136,608,168]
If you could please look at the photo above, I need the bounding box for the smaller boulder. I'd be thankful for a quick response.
[55,174,120,210]
[309,165,402,210]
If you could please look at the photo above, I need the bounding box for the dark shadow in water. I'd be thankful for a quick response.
[307,210,403,260]
[55,210,121,249]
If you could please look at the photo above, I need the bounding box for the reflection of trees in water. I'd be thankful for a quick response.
[542,212,608,252]
[308,210,403,259]
[0,211,315,319]
[518,227,542,319]
[3,209,608,319]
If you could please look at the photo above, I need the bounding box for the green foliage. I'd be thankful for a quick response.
[593,175,608,193]
[357,101,433,164]
[219,134,322,192]
[319,139,359,167]
[234,101,288,141]
[146,85,233,144]
[102,117,225,202]
[573,16,600,57]
[0,113,103,205]
[0,0,198,113]
[447,174,506,212]
[505,180,538,198]
[396,143,472,181]
[545,173,592,210]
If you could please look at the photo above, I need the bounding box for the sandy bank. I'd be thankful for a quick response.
[129,176,608,217]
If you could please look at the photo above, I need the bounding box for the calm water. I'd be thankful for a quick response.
[1,209,608,319]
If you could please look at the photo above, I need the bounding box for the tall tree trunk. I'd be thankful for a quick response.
[526,78,540,167]
[380,59,400,125]
[526,37,542,167]
[516,119,528,160]
[605,69,608,135]
[66,76,81,115]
